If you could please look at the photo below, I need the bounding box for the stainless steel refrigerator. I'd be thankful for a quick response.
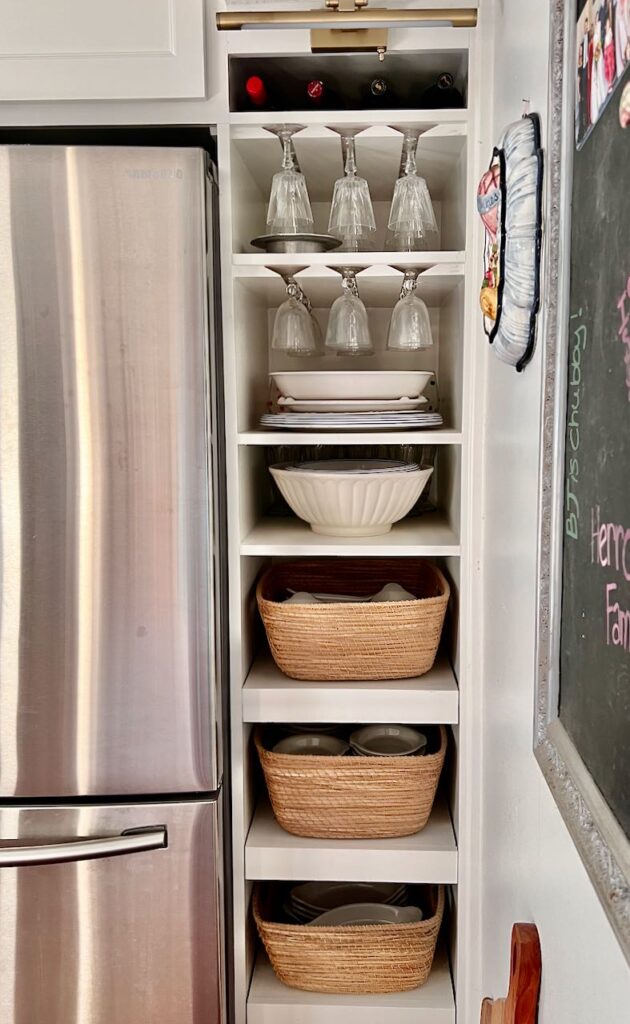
[0,143,226,1024]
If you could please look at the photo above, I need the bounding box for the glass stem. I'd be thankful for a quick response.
[281,135,294,171]
[400,270,419,300]
[403,135,418,177]
[343,136,357,178]
[342,270,360,297]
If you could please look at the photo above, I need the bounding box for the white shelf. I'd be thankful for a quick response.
[232,250,465,269]
[238,430,462,446]
[248,949,456,1024]
[240,512,460,557]
[242,652,459,725]
[230,119,467,140]
[232,263,464,307]
[229,110,468,131]
[245,798,457,884]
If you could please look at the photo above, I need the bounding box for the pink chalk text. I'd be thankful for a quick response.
[592,505,630,653]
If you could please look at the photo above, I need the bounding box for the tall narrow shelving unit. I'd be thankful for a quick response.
[218,22,485,1024]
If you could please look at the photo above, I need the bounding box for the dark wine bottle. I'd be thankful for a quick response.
[361,77,399,108]
[419,73,465,109]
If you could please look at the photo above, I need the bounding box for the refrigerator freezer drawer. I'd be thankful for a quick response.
[0,145,219,797]
[0,799,223,1024]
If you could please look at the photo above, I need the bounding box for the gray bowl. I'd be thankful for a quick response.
[349,724,427,757]
[272,733,350,756]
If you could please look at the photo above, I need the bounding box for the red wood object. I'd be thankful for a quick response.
[481,923,541,1024]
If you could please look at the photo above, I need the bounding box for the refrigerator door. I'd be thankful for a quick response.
[0,799,223,1024]
[0,145,220,797]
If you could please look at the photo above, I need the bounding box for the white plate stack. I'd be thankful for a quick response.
[262,371,442,431]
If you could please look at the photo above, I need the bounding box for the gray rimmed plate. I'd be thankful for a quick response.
[312,902,423,927]
[251,233,341,253]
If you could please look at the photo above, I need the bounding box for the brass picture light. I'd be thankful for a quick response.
[216,4,477,55]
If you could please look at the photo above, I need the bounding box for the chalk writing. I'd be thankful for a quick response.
[565,310,587,540]
[591,505,630,580]
[591,506,630,654]
[617,274,630,401]
[606,584,630,652]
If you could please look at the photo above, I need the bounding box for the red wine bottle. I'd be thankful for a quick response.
[305,78,343,110]
[245,75,271,109]
[419,73,464,109]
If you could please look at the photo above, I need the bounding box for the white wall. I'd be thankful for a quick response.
[481,0,630,1019]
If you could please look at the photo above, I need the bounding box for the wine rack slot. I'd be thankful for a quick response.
[229,53,469,113]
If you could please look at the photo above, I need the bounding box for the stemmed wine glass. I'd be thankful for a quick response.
[386,127,439,251]
[328,129,377,252]
[387,268,433,351]
[265,125,314,236]
[271,267,323,357]
[324,267,374,356]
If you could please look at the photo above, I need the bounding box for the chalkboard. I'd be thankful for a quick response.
[560,54,630,839]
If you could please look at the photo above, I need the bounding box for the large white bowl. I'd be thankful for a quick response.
[270,462,433,537]
[271,371,433,402]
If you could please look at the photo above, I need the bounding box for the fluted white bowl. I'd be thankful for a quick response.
[270,463,433,537]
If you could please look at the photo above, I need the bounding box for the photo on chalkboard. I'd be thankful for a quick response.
[575,0,630,148]
[537,0,630,966]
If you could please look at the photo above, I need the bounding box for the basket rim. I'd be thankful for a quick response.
[255,724,447,765]
[256,563,450,609]
[253,884,445,934]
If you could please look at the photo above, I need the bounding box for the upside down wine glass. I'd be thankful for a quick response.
[272,270,323,357]
[265,125,314,236]
[328,129,377,253]
[324,268,374,356]
[387,269,434,351]
[386,127,439,252]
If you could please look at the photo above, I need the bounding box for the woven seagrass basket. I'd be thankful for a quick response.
[256,724,447,839]
[253,883,445,994]
[256,558,449,681]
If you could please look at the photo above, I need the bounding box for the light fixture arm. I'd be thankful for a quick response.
[216,8,478,30]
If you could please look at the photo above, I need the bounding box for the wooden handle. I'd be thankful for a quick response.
[506,924,541,1023]
[481,997,506,1023]
[480,924,541,1024]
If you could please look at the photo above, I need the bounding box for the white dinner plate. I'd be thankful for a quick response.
[260,412,443,431]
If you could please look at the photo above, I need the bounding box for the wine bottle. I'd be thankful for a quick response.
[419,73,465,109]
[245,75,272,109]
[362,77,398,108]
[305,79,343,110]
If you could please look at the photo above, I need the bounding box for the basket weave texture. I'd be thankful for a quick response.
[256,725,447,839]
[253,884,444,994]
[256,558,450,681]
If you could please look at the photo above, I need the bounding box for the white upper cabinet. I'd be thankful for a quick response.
[0,0,206,101]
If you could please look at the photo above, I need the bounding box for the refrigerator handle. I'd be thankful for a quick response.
[0,826,167,867]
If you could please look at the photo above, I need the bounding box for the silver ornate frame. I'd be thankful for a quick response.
[535,0,630,963]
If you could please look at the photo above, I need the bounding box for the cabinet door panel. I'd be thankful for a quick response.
[0,0,205,100]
